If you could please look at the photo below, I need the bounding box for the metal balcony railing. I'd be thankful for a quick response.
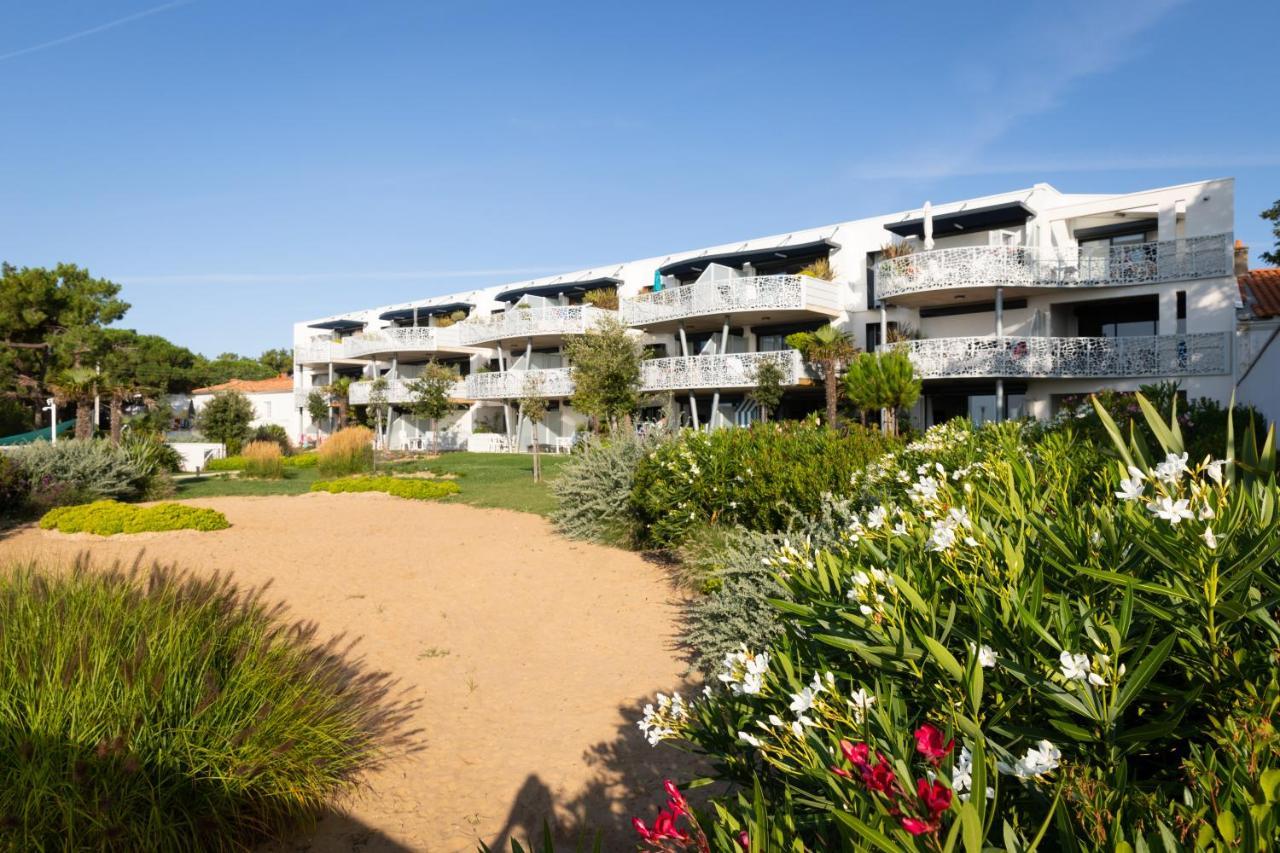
[456,306,612,346]
[620,274,841,326]
[903,333,1231,379]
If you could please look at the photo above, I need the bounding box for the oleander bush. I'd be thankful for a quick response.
[310,475,459,501]
[634,397,1280,850]
[40,501,230,535]
[0,561,414,849]
[551,434,657,546]
[317,426,374,477]
[11,439,150,507]
[630,421,898,547]
[241,440,284,479]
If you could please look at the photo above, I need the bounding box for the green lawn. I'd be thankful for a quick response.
[173,452,566,516]
[173,467,322,498]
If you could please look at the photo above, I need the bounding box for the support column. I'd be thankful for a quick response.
[391,355,398,379]
[497,346,512,441]
[879,306,888,352]
[679,322,699,429]
[994,287,1004,423]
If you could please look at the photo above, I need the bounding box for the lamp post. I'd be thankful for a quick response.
[43,398,57,444]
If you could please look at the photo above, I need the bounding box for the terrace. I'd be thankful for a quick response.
[620,274,841,331]
[456,305,613,347]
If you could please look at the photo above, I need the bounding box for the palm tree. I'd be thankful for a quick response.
[49,366,100,439]
[786,324,858,429]
[326,376,353,431]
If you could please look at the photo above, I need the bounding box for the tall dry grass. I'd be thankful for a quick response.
[242,440,285,479]
[317,426,374,476]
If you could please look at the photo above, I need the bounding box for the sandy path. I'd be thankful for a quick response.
[0,494,695,852]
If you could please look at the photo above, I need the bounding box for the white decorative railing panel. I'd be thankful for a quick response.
[464,368,575,399]
[349,377,468,404]
[876,233,1232,299]
[640,350,805,391]
[297,327,468,362]
[621,275,840,326]
[457,306,612,346]
[904,333,1230,379]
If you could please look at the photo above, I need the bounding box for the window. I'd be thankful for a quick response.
[866,255,878,308]
[1176,291,1187,334]
[865,322,900,352]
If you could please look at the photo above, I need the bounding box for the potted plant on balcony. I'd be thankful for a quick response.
[583,287,619,311]
[796,257,836,281]
[880,240,916,278]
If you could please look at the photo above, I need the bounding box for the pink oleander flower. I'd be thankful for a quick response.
[913,724,954,764]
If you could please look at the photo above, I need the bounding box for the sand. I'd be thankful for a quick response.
[0,494,697,852]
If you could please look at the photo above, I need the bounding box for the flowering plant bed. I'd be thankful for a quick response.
[634,396,1280,849]
[40,500,229,535]
[310,475,459,501]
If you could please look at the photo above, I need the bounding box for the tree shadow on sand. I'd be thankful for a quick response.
[485,691,711,851]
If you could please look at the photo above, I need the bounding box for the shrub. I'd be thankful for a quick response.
[317,426,374,476]
[241,440,284,479]
[249,423,292,455]
[310,475,459,501]
[630,421,898,547]
[551,435,655,546]
[206,451,316,472]
[0,561,413,848]
[121,431,180,499]
[636,399,1280,849]
[0,454,31,518]
[12,439,147,506]
[40,500,230,535]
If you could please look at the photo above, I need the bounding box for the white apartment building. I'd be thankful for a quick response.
[291,178,1245,450]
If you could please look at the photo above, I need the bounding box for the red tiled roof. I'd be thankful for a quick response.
[192,374,294,395]
[1239,268,1280,319]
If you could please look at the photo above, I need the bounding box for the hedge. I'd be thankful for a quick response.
[40,501,230,535]
[310,476,460,501]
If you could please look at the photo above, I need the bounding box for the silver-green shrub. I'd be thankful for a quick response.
[551,435,657,546]
[13,439,147,504]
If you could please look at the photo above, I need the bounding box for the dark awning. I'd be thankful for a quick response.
[378,302,473,322]
[884,201,1034,239]
[308,319,365,332]
[658,238,838,278]
[496,277,621,303]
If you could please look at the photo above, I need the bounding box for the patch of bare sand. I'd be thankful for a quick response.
[0,493,697,852]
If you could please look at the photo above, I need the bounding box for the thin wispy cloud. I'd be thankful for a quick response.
[121,266,572,286]
[846,0,1189,183]
[0,0,194,64]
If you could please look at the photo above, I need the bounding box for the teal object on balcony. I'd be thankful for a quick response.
[652,269,663,292]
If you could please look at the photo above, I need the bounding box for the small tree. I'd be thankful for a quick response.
[306,390,329,440]
[197,390,254,453]
[748,359,785,423]
[259,348,294,375]
[842,349,921,437]
[406,360,457,454]
[518,373,549,482]
[366,377,390,450]
[1259,199,1280,266]
[564,316,644,435]
[786,324,857,430]
[326,376,353,430]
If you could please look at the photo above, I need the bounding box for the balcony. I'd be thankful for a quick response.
[464,368,574,400]
[349,377,469,405]
[620,275,842,331]
[876,234,1232,305]
[904,333,1230,380]
[456,306,612,347]
[296,327,474,364]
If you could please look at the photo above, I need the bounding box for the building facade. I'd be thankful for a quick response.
[291,178,1245,450]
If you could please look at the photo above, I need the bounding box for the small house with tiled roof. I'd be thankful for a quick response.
[1235,241,1280,424]
[191,374,297,439]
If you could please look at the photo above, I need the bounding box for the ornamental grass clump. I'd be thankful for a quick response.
[311,475,459,501]
[40,500,230,535]
[241,440,284,479]
[0,560,415,849]
[317,426,374,476]
[635,396,1280,849]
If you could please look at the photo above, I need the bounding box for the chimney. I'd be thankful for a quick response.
[1234,239,1250,276]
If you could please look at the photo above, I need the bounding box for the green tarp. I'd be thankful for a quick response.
[0,420,77,446]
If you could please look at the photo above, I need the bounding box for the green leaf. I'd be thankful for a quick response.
[1217,809,1238,843]
[828,810,901,852]
[891,571,929,616]
[1090,395,1135,468]
[960,801,982,853]
[1112,633,1176,717]
[921,635,964,681]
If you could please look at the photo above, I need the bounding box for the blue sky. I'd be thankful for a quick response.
[1,0,1277,357]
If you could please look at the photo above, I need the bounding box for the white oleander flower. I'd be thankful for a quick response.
[1146,496,1194,524]
[951,746,995,801]
[865,505,888,529]
[999,740,1061,779]
[1059,651,1091,683]
[927,519,958,552]
[909,476,940,504]
[1115,475,1144,501]
[1153,452,1189,484]
[737,731,761,747]
[1205,459,1225,484]
[1202,526,1218,550]
[970,643,998,668]
[892,521,909,537]
[848,687,876,722]
[718,648,770,695]
[1198,502,1215,520]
